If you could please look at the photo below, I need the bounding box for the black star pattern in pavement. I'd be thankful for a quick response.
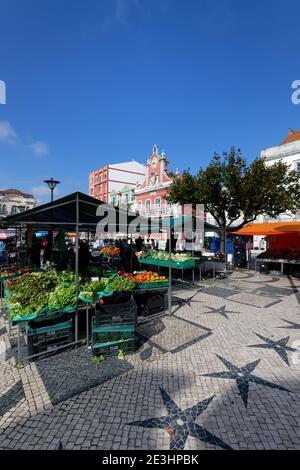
[200,354,291,408]
[248,333,297,366]
[128,386,232,450]
[201,305,239,319]
[0,380,25,417]
[276,319,300,330]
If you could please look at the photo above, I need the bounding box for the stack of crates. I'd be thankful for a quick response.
[133,290,168,317]
[92,292,137,357]
[26,312,73,357]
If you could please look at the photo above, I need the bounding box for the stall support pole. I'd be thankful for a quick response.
[168,228,172,315]
[17,323,21,365]
[86,304,89,347]
[224,227,227,277]
[192,232,195,284]
[75,194,79,344]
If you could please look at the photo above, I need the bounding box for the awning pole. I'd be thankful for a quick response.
[168,227,172,315]
[75,194,79,343]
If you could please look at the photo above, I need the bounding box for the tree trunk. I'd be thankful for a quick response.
[220,225,225,255]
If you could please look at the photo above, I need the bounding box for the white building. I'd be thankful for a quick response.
[0,189,36,220]
[258,129,300,222]
[251,129,300,248]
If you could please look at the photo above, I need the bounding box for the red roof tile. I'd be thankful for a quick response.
[281,130,300,145]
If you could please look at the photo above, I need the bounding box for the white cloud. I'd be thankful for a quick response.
[0,121,18,142]
[0,121,50,158]
[28,141,49,157]
[30,185,60,205]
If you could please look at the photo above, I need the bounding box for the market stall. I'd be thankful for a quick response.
[231,221,300,276]
[0,192,177,361]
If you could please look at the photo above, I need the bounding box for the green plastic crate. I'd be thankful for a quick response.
[92,322,135,345]
[92,338,135,356]
[139,257,195,269]
[135,280,169,289]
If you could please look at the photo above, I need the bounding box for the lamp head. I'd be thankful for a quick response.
[44,178,60,191]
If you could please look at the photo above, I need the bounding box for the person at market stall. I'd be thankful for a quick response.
[29,233,42,267]
[135,236,143,252]
[67,244,75,270]
[93,236,104,249]
[54,230,69,270]
[78,240,90,273]
[0,240,6,264]
[165,231,177,253]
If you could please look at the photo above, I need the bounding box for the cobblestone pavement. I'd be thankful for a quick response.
[1,270,300,450]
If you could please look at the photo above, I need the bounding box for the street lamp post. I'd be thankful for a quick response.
[44,178,60,267]
[44,178,60,203]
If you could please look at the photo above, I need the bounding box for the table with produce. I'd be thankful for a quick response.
[3,267,170,321]
[138,250,196,269]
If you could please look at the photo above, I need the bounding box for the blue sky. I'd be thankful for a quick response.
[0,0,300,203]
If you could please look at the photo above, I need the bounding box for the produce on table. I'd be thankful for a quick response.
[79,279,106,302]
[0,266,32,280]
[48,283,78,310]
[141,250,193,261]
[5,270,85,319]
[57,270,82,284]
[100,246,120,257]
[117,271,135,281]
[133,271,167,283]
[5,270,59,318]
[103,275,135,292]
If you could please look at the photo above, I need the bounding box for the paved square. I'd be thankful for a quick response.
[1,270,300,450]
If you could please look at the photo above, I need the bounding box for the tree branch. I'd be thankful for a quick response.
[228,216,257,231]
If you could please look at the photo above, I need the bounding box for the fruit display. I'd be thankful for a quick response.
[133,271,167,284]
[100,246,120,257]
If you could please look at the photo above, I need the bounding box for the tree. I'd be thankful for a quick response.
[167,147,300,252]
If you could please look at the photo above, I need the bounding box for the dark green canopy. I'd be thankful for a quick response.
[0,191,145,232]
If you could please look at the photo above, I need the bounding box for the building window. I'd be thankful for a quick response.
[137,201,142,213]
[165,201,171,214]
[297,162,300,177]
[146,199,151,215]
[11,206,17,214]
[155,197,161,214]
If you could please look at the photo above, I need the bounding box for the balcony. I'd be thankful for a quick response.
[138,208,176,218]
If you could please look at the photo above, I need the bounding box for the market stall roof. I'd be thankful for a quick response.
[0,191,146,232]
[0,194,220,234]
[229,221,300,236]
[135,215,220,234]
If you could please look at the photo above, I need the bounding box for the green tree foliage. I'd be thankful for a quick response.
[167,147,300,249]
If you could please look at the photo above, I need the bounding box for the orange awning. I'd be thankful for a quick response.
[230,222,300,236]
